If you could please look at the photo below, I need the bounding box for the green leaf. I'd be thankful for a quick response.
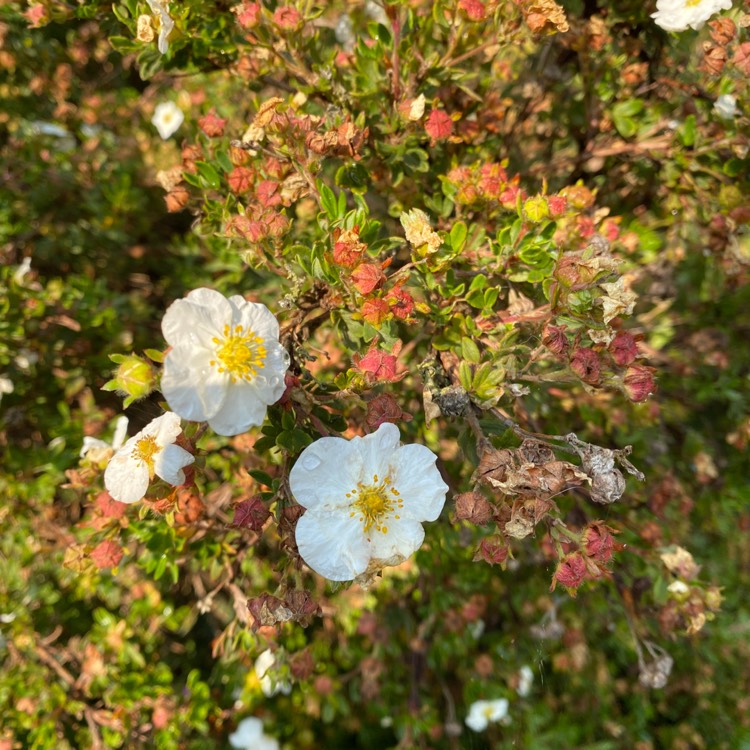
[461,337,481,364]
[195,161,222,190]
[319,182,338,218]
[677,115,697,148]
[612,99,644,139]
[450,221,467,253]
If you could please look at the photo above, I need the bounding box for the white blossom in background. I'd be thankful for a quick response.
[14,349,38,371]
[151,101,184,140]
[80,415,129,460]
[465,698,509,732]
[713,94,737,120]
[146,0,174,54]
[254,649,292,697]
[365,0,389,25]
[517,665,534,697]
[335,14,355,50]
[0,376,13,404]
[228,717,279,750]
[104,412,194,504]
[291,422,448,582]
[161,288,288,436]
[13,257,32,285]
[651,0,732,32]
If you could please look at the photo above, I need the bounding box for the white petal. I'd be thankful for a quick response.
[229,717,263,749]
[289,437,362,510]
[295,510,370,581]
[354,422,401,481]
[232,298,281,341]
[243,343,288,406]
[80,437,110,458]
[390,444,448,522]
[465,703,489,732]
[161,346,229,422]
[104,451,150,504]
[145,411,182,446]
[155,444,194,485]
[206,382,269,436]
[111,416,129,449]
[161,290,230,348]
[367,516,424,564]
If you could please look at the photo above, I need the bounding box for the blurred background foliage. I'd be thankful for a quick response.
[1,0,749,748]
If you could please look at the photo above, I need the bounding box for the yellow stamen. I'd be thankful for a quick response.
[349,473,404,536]
[133,435,161,477]
[210,323,267,384]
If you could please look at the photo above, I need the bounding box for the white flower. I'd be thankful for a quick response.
[254,649,292,697]
[651,0,733,32]
[104,412,194,504]
[229,717,279,750]
[0,375,13,403]
[146,0,174,54]
[335,14,355,50]
[465,698,509,732]
[714,94,737,120]
[517,665,534,697]
[291,422,448,582]
[365,0,389,25]
[160,288,288,436]
[80,415,129,459]
[151,101,183,140]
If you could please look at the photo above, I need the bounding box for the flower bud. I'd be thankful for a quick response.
[623,364,656,402]
[704,586,723,611]
[524,195,550,223]
[473,536,509,566]
[552,553,588,592]
[102,353,157,407]
[582,521,618,562]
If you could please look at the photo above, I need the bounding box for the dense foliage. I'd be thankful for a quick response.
[1,0,749,747]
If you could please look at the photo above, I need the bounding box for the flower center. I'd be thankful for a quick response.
[348,473,404,536]
[685,0,702,5]
[211,324,267,383]
[133,435,161,476]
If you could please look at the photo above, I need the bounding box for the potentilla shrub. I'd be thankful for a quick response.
[3,0,748,747]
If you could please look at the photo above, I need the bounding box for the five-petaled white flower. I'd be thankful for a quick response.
[104,412,194,504]
[651,0,732,32]
[465,698,509,732]
[290,422,448,582]
[146,0,175,54]
[228,717,279,750]
[160,288,289,436]
[151,101,184,140]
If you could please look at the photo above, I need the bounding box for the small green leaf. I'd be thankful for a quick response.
[195,161,222,190]
[461,337,481,364]
[319,182,338,218]
[450,221,467,253]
